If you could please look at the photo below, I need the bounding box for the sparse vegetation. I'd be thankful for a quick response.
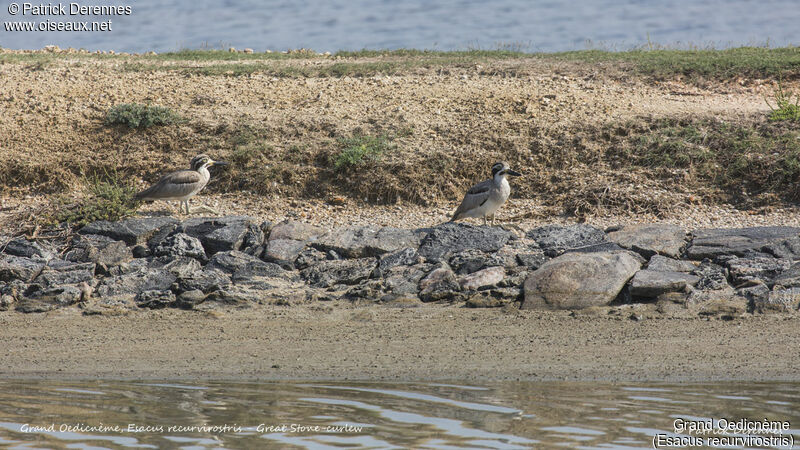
[48,171,139,227]
[334,133,394,170]
[105,103,181,128]
[766,79,800,121]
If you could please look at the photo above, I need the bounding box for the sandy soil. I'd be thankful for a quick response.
[1,303,798,381]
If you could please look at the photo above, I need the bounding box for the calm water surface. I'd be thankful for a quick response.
[0,0,799,53]
[0,380,797,449]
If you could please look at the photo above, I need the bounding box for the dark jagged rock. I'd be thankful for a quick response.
[383,264,431,296]
[0,255,45,282]
[607,224,687,258]
[772,263,800,288]
[176,267,232,294]
[18,285,83,312]
[313,226,422,258]
[647,255,697,273]
[294,248,327,270]
[687,227,800,260]
[417,223,510,263]
[160,257,202,279]
[753,287,800,313]
[33,261,95,288]
[80,216,179,246]
[66,234,131,273]
[2,238,56,260]
[630,270,699,298]
[153,233,207,261]
[691,261,729,290]
[526,224,607,257]
[206,250,285,281]
[516,252,547,270]
[135,290,176,309]
[449,249,506,275]
[264,239,306,269]
[522,251,642,310]
[376,248,421,276]
[178,216,257,255]
[724,256,792,287]
[95,267,177,299]
[566,242,626,254]
[418,266,461,302]
[300,258,377,288]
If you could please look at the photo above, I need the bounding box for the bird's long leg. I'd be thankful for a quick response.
[483,215,488,226]
[491,214,495,226]
[183,200,190,215]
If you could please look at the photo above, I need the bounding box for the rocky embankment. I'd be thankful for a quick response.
[1,216,799,316]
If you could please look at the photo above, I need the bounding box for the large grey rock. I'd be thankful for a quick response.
[526,224,607,257]
[772,263,800,288]
[383,264,430,296]
[269,220,325,242]
[449,249,506,275]
[647,255,696,273]
[178,216,257,255]
[607,224,687,258]
[691,261,729,290]
[0,255,45,282]
[630,270,699,298]
[313,226,422,258]
[135,290,177,309]
[418,266,461,302]
[33,261,95,288]
[376,248,421,276]
[725,256,792,286]
[153,233,206,261]
[687,227,800,260]
[459,266,505,291]
[522,251,642,310]
[263,239,306,269]
[18,285,83,312]
[516,252,547,270]
[80,216,179,246]
[300,258,377,288]
[95,268,176,298]
[206,251,285,281]
[176,267,232,294]
[417,223,510,262]
[2,238,56,260]
[65,234,131,272]
[161,257,203,279]
[754,287,800,313]
[294,248,327,270]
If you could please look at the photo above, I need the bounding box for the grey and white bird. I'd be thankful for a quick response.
[135,154,227,214]
[449,161,521,226]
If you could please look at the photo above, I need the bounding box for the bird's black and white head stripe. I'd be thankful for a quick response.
[491,161,509,176]
[190,154,211,171]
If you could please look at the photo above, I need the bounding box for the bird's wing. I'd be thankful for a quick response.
[135,170,204,200]
[450,179,492,221]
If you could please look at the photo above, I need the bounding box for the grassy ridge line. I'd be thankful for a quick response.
[2,47,800,79]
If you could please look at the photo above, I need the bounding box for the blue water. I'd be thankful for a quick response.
[0,0,798,53]
[0,380,798,449]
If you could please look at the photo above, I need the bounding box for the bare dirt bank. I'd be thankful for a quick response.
[2,304,798,381]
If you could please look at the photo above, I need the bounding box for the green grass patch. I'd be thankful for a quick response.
[105,103,181,128]
[334,133,395,170]
[767,79,800,121]
[48,171,139,227]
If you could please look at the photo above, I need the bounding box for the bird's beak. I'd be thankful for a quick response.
[211,160,228,167]
[506,169,522,176]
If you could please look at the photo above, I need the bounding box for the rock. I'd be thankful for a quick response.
[687,227,800,260]
[516,252,547,269]
[65,234,131,273]
[736,283,770,304]
[176,289,206,309]
[2,238,56,260]
[526,224,607,257]
[263,239,306,269]
[33,261,95,288]
[300,258,376,288]
[313,226,422,258]
[754,287,800,313]
[607,224,687,258]
[153,233,206,261]
[95,268,176,299]
[772,262,800,288]
[176,267,231,294]
[80,216,179,246]
[647,255,696,273]
[687,288,748,319]
[522,251,642,310]
[294,248,327,270]
[565,242,626,254]
[629,270,699,298]
[346,280,384,300]
[417,223,510,262]
[18,285,82,312]
[161,257,202,279]
[724,256,792,287]
[178,216,258,255]
[383,264,430,295]
[448,249,506,275]
[207,250,284,278]
[691,261,729,290]
[135,290,176,309]
[0,294,15,311]
[376,247,421,276]
[418,266,461,302]
[459,266,505,291]
[763,236,800,259]
[0,255,45,282]
[269,220,325,242]
[465,290,517,308]
[132,245,150,258]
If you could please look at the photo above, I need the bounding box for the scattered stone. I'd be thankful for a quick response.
[522,251,642,310]
[647,255,696,272]
[80,217,179,246]
[629,270,699,298]
[607,224,687,258]
[526,224,607,257]
[300,258,377,288]
[417,223,510,262]
[687,227,800,260]
[459,266,505,291]
[153,233,206,261]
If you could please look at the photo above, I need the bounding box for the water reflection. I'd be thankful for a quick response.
[0,381,797,449]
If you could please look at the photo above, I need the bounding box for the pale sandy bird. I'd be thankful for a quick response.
[135,154,227,214]
[449,161,521,226]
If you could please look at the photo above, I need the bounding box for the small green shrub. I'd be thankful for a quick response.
[50,172,139,227]
[105,103,181,128]
[766,80,800,122]
[334,134,394,170]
